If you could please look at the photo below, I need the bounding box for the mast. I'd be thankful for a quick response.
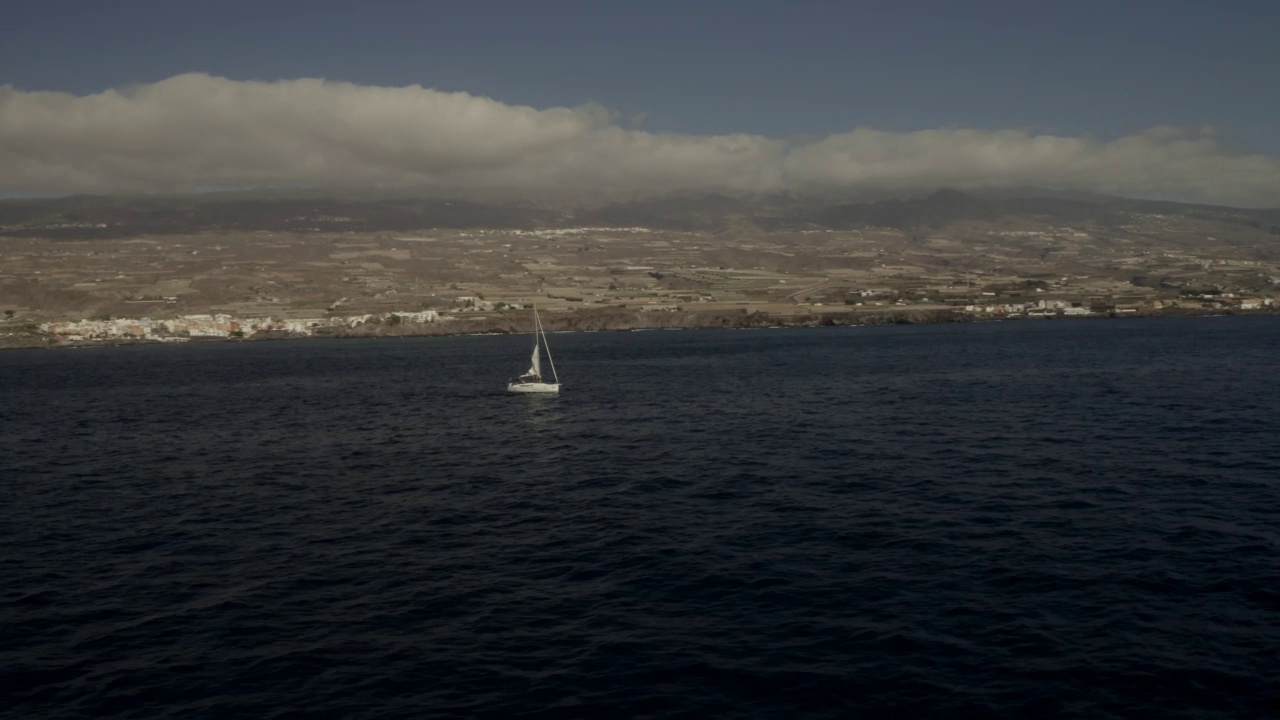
[528,303,542,378]
[536,306,560,384]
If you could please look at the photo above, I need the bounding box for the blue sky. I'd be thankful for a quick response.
[5,0,1277,150]
[2,0,1278,203]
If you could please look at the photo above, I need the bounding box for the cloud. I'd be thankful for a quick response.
[1,73,1277,206]
[783,126,1280,206]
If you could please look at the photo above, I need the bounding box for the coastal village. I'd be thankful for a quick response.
[37,310,444,342]
[30,290,1277,344]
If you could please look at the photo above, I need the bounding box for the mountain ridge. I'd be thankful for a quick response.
[2,188,1278,240]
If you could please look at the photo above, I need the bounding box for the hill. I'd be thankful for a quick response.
[2,188,1278,240]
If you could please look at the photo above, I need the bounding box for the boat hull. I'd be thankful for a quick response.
[507,382,560,394]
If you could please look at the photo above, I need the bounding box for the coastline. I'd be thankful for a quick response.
[1,305,1272,351]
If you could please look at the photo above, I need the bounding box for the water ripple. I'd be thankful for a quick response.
[2,318,1278,719]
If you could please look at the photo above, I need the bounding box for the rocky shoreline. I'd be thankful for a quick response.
[2,305,1272,351]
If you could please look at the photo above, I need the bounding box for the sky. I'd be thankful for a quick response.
[2,0,1278,205]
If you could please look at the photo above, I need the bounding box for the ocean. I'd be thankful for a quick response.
[3,317,1278,718]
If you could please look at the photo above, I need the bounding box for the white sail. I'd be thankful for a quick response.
[528,341,541,377]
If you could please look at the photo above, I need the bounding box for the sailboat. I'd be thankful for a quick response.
[507,305,560,393]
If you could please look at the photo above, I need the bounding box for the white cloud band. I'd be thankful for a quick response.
[1,73,1276,206]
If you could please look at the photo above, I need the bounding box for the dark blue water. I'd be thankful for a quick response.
[3,318,1279,719]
